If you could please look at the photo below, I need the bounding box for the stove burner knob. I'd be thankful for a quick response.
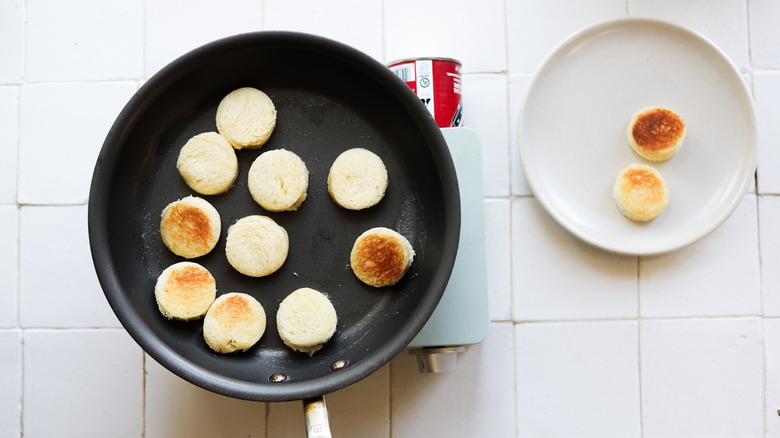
[408,346,465,373]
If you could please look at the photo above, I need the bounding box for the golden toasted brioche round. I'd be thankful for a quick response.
[154,262,216,320]
[225,215,288,277]
[247,149,309,212]
[216,87,276,150]
[327,148,388,210]
[176,132,238,195]
[276,287,337,356]
[613,163,670,222]
[160,196,221,259]
[350,227,415,287]
[203,292,266,354]
[627,107,686,162]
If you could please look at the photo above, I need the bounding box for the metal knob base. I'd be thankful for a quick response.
[409,346,465,373]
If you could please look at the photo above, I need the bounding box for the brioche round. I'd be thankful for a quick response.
[176,132,238,195]
[627,107,686,162]
[276,288,337,355]
[248,149,309,212]
[154,262,216,320]
[225,215,288,277]
[613,164,670,222]
[160,196,221,259]
[203,292,266,354]
[216,87,277,150]
[327,148,388,210]
[350,227,415,287]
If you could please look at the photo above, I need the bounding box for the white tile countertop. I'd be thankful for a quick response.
[2,0,780,437]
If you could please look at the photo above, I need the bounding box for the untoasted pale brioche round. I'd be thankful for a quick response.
[627,107,686,162]
[216,87,277,150]
[176,132,238,195]
[225,215,288,277]
[350,227,415,287]
[160,196,221,259]
[613,164,670,222]
[327,148,388,210]
[203,293,266,354]
[276,288,337,356]
[248,149,309,212]
[154,262,216,320]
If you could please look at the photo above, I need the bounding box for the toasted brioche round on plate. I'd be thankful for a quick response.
[203,292,266,354]
[627,107,686,161]
[613,163,670,222]
[350,227,415,287]
[276,287,337,356]
[160,196,221,258]
[225,215,288,277]
[327,148,388,210]
[248,149,309,212]
[216,87,277,150]
[154,261,216,320]
[176,132,238,195]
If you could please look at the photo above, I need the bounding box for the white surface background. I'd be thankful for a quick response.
[1,0,779,436]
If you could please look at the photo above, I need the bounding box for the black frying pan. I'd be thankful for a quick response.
[88,32,460,406]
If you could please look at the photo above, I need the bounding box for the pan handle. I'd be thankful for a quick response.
[303,396,332,438]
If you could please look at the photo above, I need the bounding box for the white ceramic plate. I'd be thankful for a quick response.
[519,18,757,256]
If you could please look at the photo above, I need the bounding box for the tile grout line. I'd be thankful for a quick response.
[380,0,393,438]
[756,192,768,437]
[509,314,775,325]
[745,0,754,76]
[637,318,644,438]
[387,357,393,438]
[636,254,645,438]
[140,2,147,436]
[141,352,147,438]
[745,0,768,430]
[15,15,24,428]
[510,322,520,438]
[263,399,270,438]
[260,0,266,31]
[141,0,147,84]
[19,329,24,438]
[504,54,520,429]
[502,0,510,76]
[761,319,769,438]
[504,0,515,319]
[380,0,386,64]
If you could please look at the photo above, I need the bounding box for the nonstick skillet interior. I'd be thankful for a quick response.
[88,32,460,401]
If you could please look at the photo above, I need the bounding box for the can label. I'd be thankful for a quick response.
[388,58,462,127]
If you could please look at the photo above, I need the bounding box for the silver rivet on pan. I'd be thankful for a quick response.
[269,373,288,383]
[330,360,349,371]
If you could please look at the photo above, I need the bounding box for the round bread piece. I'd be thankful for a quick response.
[203,292,266,354]
[627,107,686,162]
[350,227,415,287]
[160,196,221,259]
[327,148,389,210]
[248,149,309,212]
[154,261,216,320]
[276,287,337,356]
[216,87,277,150]
[225,215,289,277]
[613,163,670,222]
[176,132,238,195]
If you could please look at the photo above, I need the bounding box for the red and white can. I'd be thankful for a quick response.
[388,57,462,127]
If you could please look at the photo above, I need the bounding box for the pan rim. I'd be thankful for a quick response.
[88,30,460,401]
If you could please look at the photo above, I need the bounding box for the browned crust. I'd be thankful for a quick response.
[352,234,406,287]
[168,265,214,297]
[620,167,666,203]
[211,294,251,324]
[631,108,685,151]
[162,203,213,253]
